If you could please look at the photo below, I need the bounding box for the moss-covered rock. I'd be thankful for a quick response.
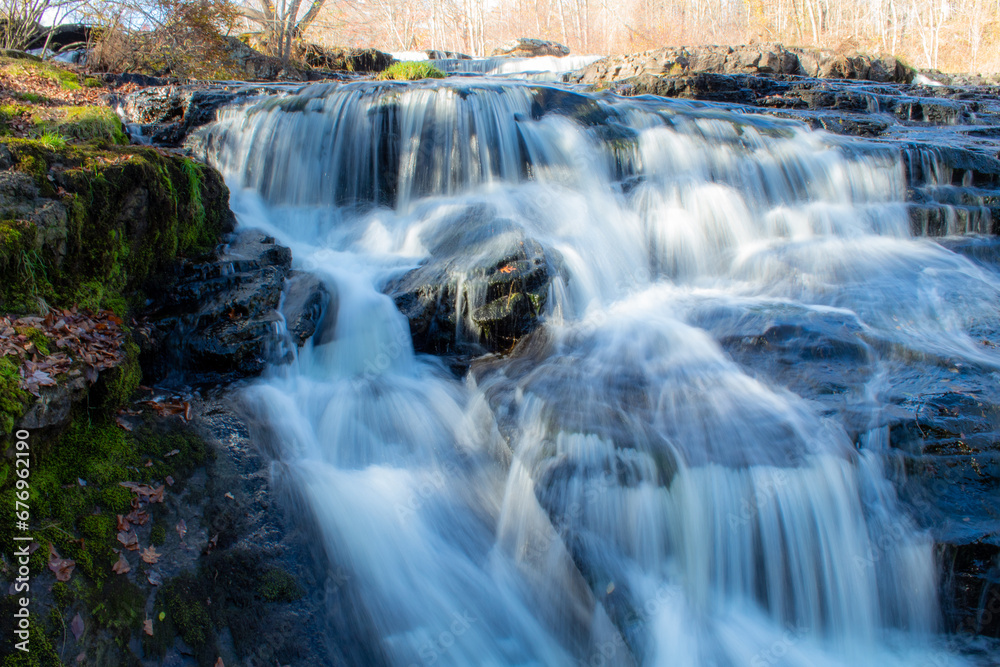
[0,356,27,434]
[0,139,234,316]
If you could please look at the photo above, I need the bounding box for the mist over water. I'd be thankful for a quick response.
[192,78,1000,666]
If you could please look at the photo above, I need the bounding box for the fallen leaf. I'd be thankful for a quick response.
[48,545,76,582]
[166,475,175,486]
[224,492,234,500]
[147,570,163,586]
[176,519,187,540]
[116,530,138,551]
[148,485,165,503]
[116,514,129,532]
[141,546,161,564]
[126,508,149,526]
[215,659,224,667]
[143,619,153,636]
[71,613,84,640]
[112,554,130,575]
[165,449,180,457]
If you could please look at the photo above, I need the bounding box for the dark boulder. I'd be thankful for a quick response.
[385,206,557,355]
[301,43,394,72]
[568,44,914,87]
[141,230,327,381]
[426,49,472,60]
[116,83,286,146]
[281,272,334,345]
[24,23,96,51]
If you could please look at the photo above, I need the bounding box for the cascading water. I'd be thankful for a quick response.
[190,79,1000,666]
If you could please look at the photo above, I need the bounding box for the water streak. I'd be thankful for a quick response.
[191,79,1000,666]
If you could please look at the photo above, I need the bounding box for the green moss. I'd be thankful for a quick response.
[0,612,61,667]
[0,103,27,134]
[32,106,128,146]
[93,339,141,416]
[51,581,73,609]
[0,140,229,316]
[0,56,81,91]
[182,159,206,228]
[12,91,49,103]
[83,77,103,88]
[13,326,51,355]
[36,132,66,150]
[0,356,28,435]
[150,572,215,660]
[257,568,303,603]
[89,576,145,640]
[79,513,116,541]
[150,524,166,546]
[377,61,446,81]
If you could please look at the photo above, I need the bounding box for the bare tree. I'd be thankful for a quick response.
[238,0,327,62]
[1,0,83,51]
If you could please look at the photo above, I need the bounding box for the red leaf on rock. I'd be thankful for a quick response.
[143,619,154,636]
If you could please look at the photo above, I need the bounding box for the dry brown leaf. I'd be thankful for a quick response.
[116,530,139,551]
[141,546,161,564]
[148,485,165,503]
[112,553,130,575]
[143,619,154,636]
[48,545,76,582]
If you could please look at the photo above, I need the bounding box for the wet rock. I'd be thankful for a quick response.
[386,208,556,354]
[15,374,88,431]
[116,83,287,147]
[492,37,570,58]
[141,230,298,381]
[281,272,334,345]
[426,49,472,60]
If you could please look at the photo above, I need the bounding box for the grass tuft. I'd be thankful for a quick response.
[377,61,446,81]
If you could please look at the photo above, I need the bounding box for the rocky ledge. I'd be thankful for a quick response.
[0,101,331,664]
[569,43,914,86]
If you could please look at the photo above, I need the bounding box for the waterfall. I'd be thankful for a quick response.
[190,79,1000,666]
